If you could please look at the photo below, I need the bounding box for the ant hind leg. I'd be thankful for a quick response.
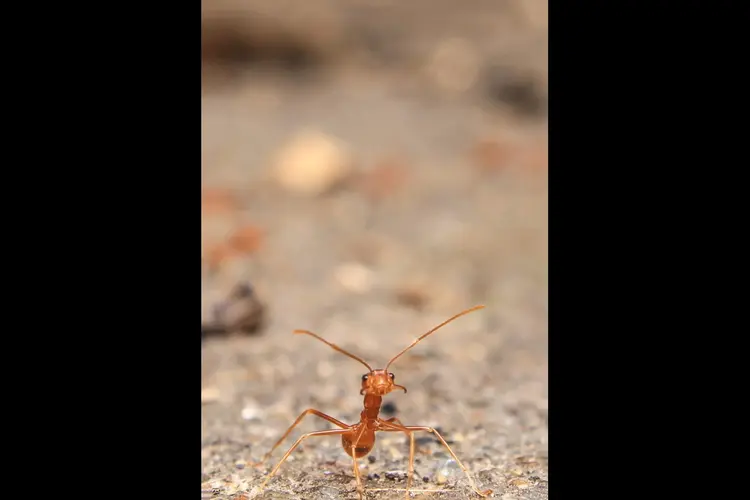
[350,425,369,500]
[351,457,365,500]
[251,409,350,467]
[256,428,348,492]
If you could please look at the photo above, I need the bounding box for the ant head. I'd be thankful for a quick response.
[360,369,407,396]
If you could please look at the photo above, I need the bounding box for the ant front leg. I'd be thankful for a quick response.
[381,417,406,426]
[382,423,492,498]
[251,409,350,466]
[257,428,349,492]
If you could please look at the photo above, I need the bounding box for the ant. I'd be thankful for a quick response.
[251,305,493,499]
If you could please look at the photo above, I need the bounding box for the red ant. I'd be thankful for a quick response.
[251,305,492,499]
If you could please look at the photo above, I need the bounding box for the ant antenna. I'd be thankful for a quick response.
[384,305,485,371]
[294,329,373,372]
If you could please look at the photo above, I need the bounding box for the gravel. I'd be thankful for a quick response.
[202,3,547,498]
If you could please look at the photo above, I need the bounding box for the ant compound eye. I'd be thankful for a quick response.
[362,374,369,382]
[389,373,395,380]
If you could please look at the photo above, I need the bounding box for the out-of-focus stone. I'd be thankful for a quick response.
[472,139,513,173]
[272,130,354,196]
[202,0,346,67]
[228,224,264,254]
[334,262,375,294]
[202,188,239,214]
[508,478,530,488]
[214,282,266,334]
[201,386,221,404]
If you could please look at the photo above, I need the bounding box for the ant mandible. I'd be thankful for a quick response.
[251,305,493,499]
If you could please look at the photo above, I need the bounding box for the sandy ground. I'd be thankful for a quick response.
[202,2,547,499]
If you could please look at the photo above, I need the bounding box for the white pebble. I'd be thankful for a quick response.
[334,262,375,294]
[435,459,460,484]
[272,129,353,196]
[201,387,221,404]
[241,405,261,421]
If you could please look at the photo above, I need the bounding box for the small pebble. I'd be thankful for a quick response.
[317,487,343,500]
[334,262,375,294]
[235,460,246,470]
[385,471,407,481]
[508,478,530,489]
[228,224,264,254]
[241,405,261,421]
[435,459,459,484]
[483,65,547,117]
[202,188,238,214]
[394,286,430,310]
[212,282,265,335]
[201,387,221,404]
[471,139,512,173]
[272,129,353,196]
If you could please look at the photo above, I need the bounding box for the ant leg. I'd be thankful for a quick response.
[251,409,350,466]
[352,455,365,500]
[381,417,406,426]
[377,420,415,498]
[350,425,368,500]
[257,428,348,491]
[384,423,492,498]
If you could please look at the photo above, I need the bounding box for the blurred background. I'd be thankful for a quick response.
[202,1,547,498]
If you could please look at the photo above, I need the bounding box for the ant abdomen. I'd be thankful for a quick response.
[342,433,375,458]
